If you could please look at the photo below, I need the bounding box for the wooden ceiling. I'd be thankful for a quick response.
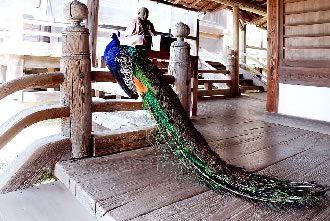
[148,0,268,29]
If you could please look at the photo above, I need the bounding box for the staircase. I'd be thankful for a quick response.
[205,61,264,93]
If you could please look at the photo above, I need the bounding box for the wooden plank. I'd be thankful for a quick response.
[198,69,230,74]
[228,136,330,220]
[87,0,99,67]
[198,88,231,97]
[92,126,155,156]
[55,147,208,219]
[0,104,69,150]
[0,135,71,194]
[285,0,330,15]
[0,182,96,221]
[0,72,63,100]
[266,0,279,113]
[91,70,116,82]
[282,59,330,68]
[198,79,232,84]
[92,100,142,112]
[278,66,330,87]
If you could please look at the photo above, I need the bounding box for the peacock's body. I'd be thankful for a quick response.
[104,34,328,209]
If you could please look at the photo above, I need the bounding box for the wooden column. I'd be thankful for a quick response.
[87,0,99,68]
[169,22,191,115]
[61,1,92,158]
[232,6,240,96]
[266,0,279,112]
[194,18,200,56]
[239,25,246,64]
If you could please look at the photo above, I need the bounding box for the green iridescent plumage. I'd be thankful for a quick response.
[105,36,328,209]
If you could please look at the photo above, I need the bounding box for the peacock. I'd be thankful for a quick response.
[104,33,328,209]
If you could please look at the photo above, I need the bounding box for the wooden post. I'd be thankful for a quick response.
[61,0,92,158]
[240,25,246,64]
[191,56,198,116]
[232,6,240,96]
[87,0,99,68]
[169,22,191,115]
[194,18,200,56]
[266,0,279,112]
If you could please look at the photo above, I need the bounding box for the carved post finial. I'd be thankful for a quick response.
[63,0,88,26]
[172,22,190,42]
[169,22,191,115]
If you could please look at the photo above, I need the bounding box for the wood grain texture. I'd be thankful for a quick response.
[61,19,92,158]
[55,94,330,220]
[169,41,191,114]
[0,72,64,100]
[0,104,69,150]
[0,135,71,194]
[87,0,99,68]
[92,100,142,112]
[278,66,330,87]
[266,0,279,113]
[92,126,155,156]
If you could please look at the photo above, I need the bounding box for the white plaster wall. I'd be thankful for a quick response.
[278,83,330,122]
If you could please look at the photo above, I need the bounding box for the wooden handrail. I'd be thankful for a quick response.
[240,52,267,68]
[92,69,175,84]
[0,73,64,100]
[0,104,69,150]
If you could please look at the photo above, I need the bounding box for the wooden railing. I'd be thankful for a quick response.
[0,0,180,194]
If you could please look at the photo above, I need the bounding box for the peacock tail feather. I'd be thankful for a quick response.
[104,35,328,209]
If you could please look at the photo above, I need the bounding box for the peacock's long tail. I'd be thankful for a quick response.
[130,50,328,208]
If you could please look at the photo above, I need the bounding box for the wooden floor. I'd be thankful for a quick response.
[55,93,330,221]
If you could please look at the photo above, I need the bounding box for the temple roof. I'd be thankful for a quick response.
[148,0,268,29]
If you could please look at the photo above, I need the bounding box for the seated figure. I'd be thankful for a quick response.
[125,7,156,47]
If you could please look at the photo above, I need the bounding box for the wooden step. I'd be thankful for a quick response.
[198,69,230,74]
[205,61,226,70]
[240,85,264,92]
[198,79,232,84]
[239,79,253,86]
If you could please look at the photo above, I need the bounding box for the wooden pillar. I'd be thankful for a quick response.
[61,0,92,158]
[239,25,246,64]
[194,18,200,56]
[169,22,191,115]
[232,6,240,96]
[266,0,279,112]
[87,0,99,68]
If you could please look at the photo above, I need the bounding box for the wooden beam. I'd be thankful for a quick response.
[147,0,199,12]
[232,6,240,96]
[213,0,267,16]
[211,4,228,13]
[92,127,155,156]
[199,31,223,39]
[87,0,99,68]
[266,0,279,113]
[92,100,142,112]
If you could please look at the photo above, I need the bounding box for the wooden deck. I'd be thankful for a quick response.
[55,93,330,221]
